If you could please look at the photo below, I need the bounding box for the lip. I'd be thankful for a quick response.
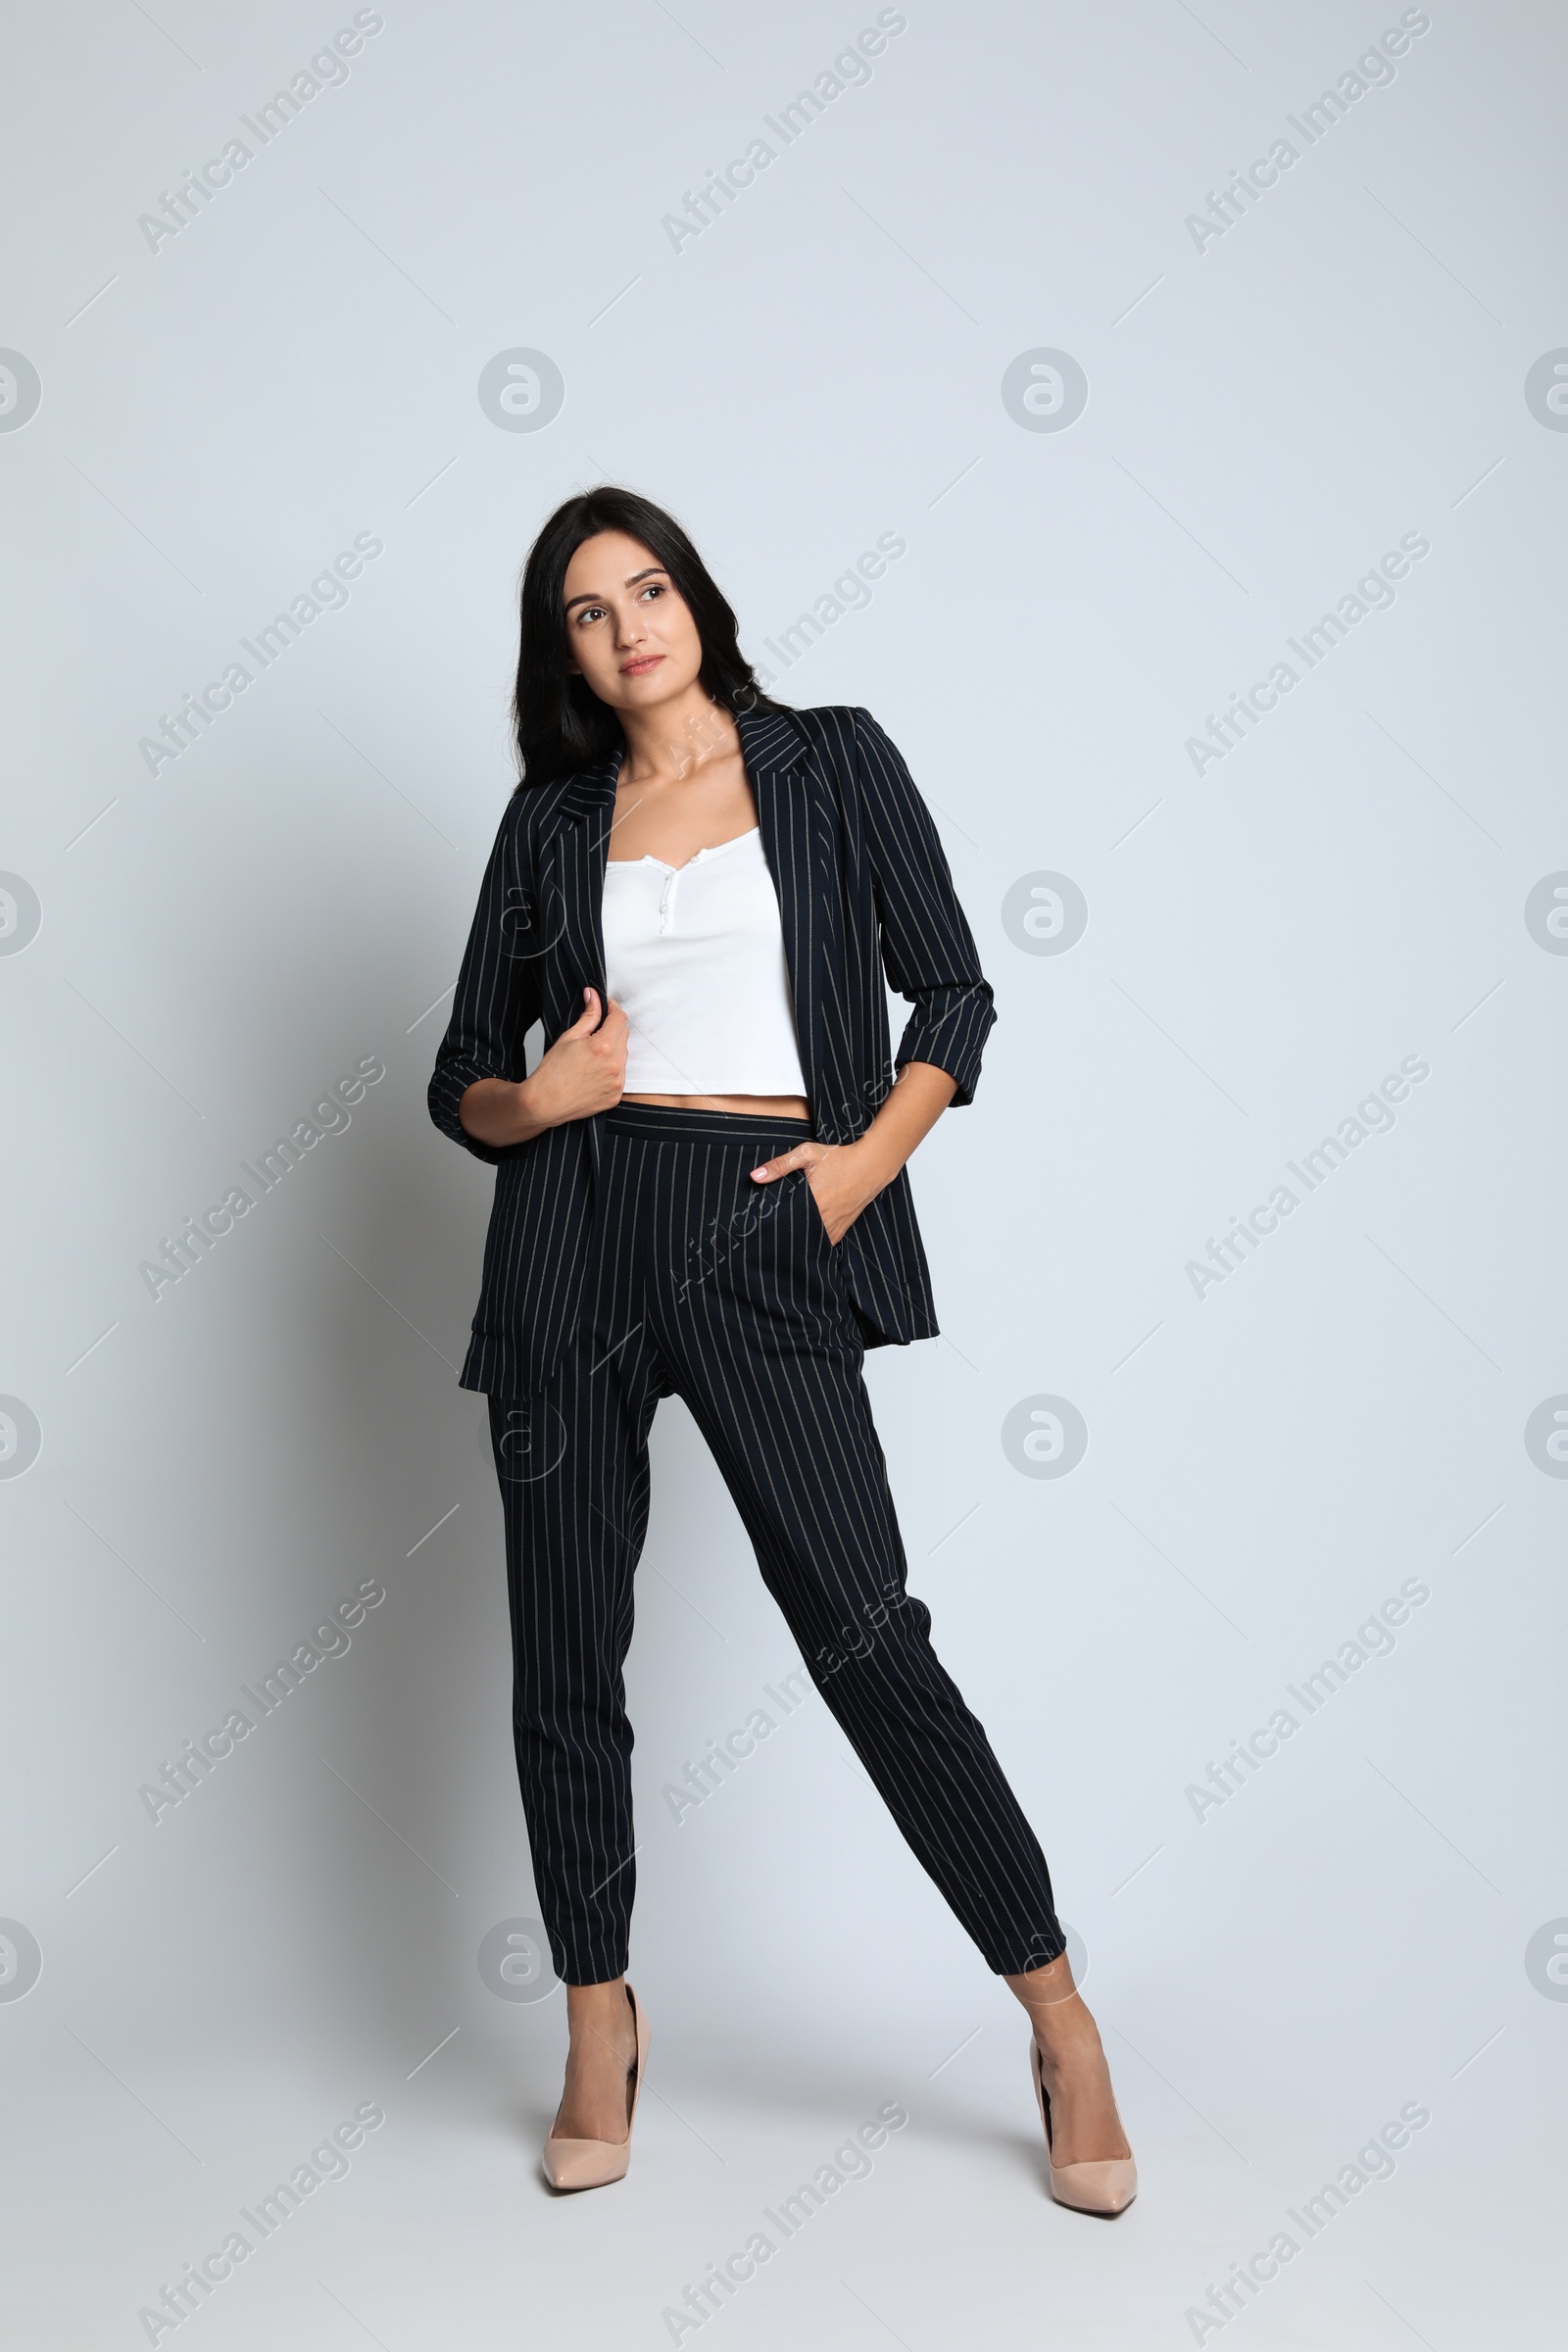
[619,654,664,675]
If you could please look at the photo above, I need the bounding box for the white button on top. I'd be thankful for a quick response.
[613,830,759,938]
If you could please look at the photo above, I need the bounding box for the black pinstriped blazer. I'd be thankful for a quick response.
[427,705,997,1396]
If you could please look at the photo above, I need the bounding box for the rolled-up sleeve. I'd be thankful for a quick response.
[853,707,997,1106]
[427,798,540,1165]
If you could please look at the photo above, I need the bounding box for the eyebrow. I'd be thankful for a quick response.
[564,565,667,612]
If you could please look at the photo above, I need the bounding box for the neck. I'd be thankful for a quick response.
[617,685,739,784]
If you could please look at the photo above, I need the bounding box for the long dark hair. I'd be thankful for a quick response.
[511,486,789,791]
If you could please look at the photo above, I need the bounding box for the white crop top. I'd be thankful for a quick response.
[602,828,808,1097]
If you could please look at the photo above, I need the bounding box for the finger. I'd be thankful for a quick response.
[750,1145,811,1182]
[566,988,601,1035]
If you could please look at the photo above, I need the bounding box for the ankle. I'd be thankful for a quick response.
[564,1982,635,2050]
[1031,1998,1102,2059]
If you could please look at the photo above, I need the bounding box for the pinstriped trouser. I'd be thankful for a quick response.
[487,1101,1064,1984]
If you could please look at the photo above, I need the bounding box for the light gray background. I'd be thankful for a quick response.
[3,2,1563,2344]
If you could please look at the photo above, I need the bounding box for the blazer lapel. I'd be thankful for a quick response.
[737,710,828,1122]
[541,747,623,1013]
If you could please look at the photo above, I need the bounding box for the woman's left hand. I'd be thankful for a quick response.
[750,1139,882,1246]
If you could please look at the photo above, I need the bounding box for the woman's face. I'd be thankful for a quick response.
[562,530,704,711]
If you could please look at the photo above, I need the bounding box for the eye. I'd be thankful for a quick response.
[572,602,607,627]
[639,581,665,602]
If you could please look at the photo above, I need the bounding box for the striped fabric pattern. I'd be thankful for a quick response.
[489,1101,1065,1985]
[429,707,998,1397]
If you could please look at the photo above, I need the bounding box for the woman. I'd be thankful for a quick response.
[427,487,1135,2212]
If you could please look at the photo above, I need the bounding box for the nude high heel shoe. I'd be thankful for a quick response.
[543,1984,650,2191]
[1031,2037,1138,2215]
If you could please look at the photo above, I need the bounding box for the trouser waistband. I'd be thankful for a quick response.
[605,1102,814,1146]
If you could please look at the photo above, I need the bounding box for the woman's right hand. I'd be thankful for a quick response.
[457,989,628,1148]
[526,989,628,1128]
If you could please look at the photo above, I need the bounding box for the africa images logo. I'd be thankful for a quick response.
[1524,351,1568,430]
[1001,350,1089,433]
[0,1397,43,1480]
[476,350,564,432]
[0,873,42,953]
[1002,1396,1089,1478]
[0,350,42,431]
[0,1920,43,2001]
